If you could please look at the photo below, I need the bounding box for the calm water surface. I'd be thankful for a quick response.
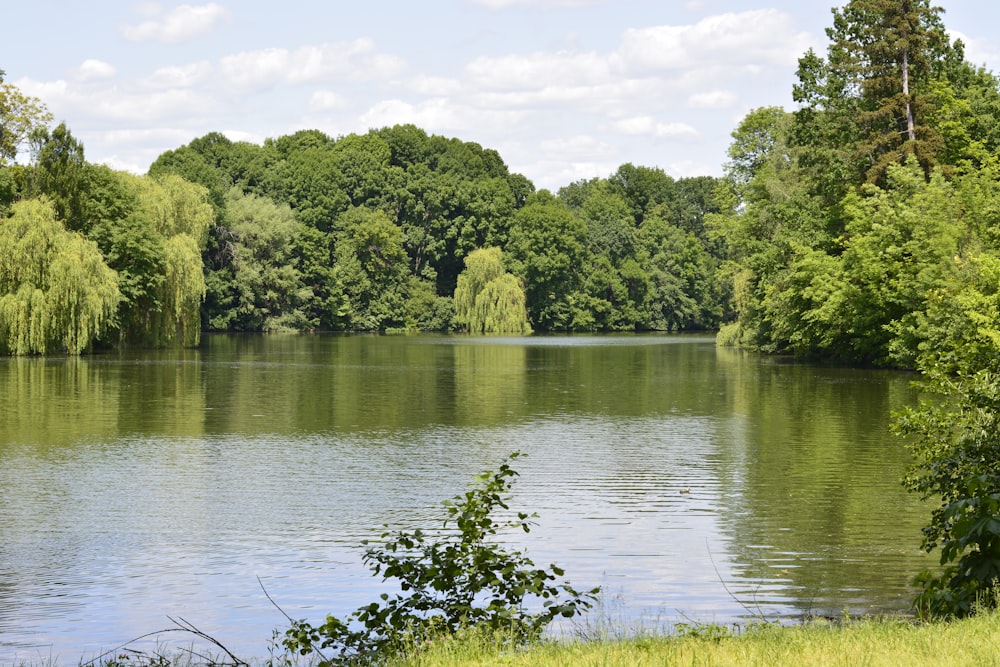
[0,334,933,661]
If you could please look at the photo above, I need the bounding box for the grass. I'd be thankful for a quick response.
[382,612,1000,667]
[7,613,1000,666]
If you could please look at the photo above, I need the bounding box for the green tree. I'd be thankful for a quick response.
[841,159,961,364]
[332,133,393,208]
[333,207,409,331]
[403,275,454,332]
[0,199,120,354]
[639,209,721,331]
[269,131,349,232]
[607,163,674,225]
[88,172,211,347]
[793,0,951,188]
[0,75,53,164]
[454,247,530,334]
[580,182,636,264]
[506,192,589,331]
[896,253,1000,617]
[26,122,88,230]
[207,188,310,331]
[393,162,458,284]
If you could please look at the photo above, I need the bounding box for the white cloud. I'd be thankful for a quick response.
[141,61,213,89]
[220,129,266,144]
[617,10,810,71]
[358,98,528,136]
[664,158,716,179]
[10,3,828,189]
[121,3,228,44]
[465,50,611,90]
[75,59,117,81]
[86,127,201,172]
[614,116,700,140]
[459,10,811,122]
[97,127,197,148]
[949,29,1000,69]
[18,77,219,124]
[539,134,613,159]
[218,40,406,93]
[687,89,737,109]
[473,80,640,112]
[308,90,348,112]
[405,75,463,96]
[514,154,617,191]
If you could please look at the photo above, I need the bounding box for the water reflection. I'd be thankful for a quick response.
[0,335,934,661]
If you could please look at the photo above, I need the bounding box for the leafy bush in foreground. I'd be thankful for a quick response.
[281,452,599,665]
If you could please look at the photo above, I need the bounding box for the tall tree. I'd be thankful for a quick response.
[506,192,589,330]
[88,172,211,347]
[208,188,309,331]
[333,207,410,331]
[0,199,120,354]
[794,0,950,186]
[454,247,530,334]
[27,123,88,230]
[0,75,53,165]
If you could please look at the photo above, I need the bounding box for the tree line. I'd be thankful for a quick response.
[1,85,726,352]
[2,0,1000,370]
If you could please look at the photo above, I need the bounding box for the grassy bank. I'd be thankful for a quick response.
[382,613,1000,667]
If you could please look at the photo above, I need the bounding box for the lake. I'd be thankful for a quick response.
[0,333,934,662]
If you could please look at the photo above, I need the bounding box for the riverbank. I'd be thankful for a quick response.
[380,612,1000,667]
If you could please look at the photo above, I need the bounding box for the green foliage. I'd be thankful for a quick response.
[638,208,722,330]
[895,253,1000,617]
[333,207,410,331]
[897,369,1000,618]
[749,159,963,363]
[506,193,589,331]
[282,453,599,666]
[87,171,211,347]
[142,123,725,335]
[27,122,88,230]
[0,199,120,354]
[206,188,310,331]
[714,0,1000,365]
[792,0,951,188]
[453,247,530,334]
[403,276,454,332]
[0,77,53,164]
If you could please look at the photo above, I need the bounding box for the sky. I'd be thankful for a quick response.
[5,0,1000,191]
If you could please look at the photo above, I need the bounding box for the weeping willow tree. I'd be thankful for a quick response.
[454,247,531,334]
[0,199,120,354]
[98,172,210,347]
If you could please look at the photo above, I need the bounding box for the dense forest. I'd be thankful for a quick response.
[0,103,726,351]
[3,0,1000,372]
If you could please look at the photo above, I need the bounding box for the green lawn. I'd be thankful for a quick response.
[385,613,1000,667]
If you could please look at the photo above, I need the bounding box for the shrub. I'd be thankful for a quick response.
[281,452,599,665]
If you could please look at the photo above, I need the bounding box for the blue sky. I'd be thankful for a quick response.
[5,0,1000,190]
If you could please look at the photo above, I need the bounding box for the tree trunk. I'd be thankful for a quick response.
[902,35,916,142]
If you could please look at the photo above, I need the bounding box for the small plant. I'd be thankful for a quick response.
[281,452,600,665]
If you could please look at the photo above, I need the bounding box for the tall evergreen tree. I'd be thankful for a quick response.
[794,0,950,187]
